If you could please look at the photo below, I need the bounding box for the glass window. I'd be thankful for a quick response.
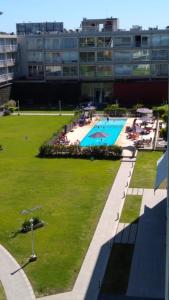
[27,38,43,50]
[115,65,132,76]
[80,52,95,62]
[142,36,149,46]
[114,36,131,47]
[97,66,112,76]
[151,64,168,76]
[152,35,161,47]
[114,51,131,63]
[97,37,113,47]
[151,50,168,60]
[61,51,78,62]
[61,38,78,48]
[79,37,95,47]
[133,64,150,76]
[161,35,169,46]
[27,51,43,62]
[80,65,96,77]
[97,51,112,62]
[45,52,60,63]
[133,50,150,61]
[45,38,60,50]
[46,66,62,76]
[28,65,44,77]
[63,66,78,76]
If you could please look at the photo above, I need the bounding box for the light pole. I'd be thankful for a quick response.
[29,218,37,262]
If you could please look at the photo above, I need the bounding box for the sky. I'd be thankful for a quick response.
[0,0,169,33]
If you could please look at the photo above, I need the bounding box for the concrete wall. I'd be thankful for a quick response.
[0,84,12,106]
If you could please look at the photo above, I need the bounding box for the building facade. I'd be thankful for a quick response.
[0,33,17,105]
[15,18,169,106]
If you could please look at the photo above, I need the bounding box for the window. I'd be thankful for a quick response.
[151,64,168,76]
[80,65,96,77]
[133,50,150,61]
[133,64,150,76]
[151,50,168,60]
[142,36,149,46]
[61,51,78,62]
[27,38,43,50]
[97,51,112,62]
[114,36,131,47]
[114,51,131,63]
[97,66,112,76]
[135,35,141,47]
[152,35,169,47]
[45,52,60,63]
[63,66,78,76]
[97,37,113,47]
[115,65,132,76]
[46,66,62,76]
[45,38,60,50]
[27,51,43,62]
[61,38,78,48]
[79,37,95,47]
[28,65,44,77]
[80,52,95,62]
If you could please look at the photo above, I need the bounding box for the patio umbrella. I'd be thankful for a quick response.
[90,132,108,138]
[84,106,96,111]
[136,108,152,114]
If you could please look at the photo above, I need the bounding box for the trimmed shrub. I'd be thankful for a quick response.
[38,143,122,160]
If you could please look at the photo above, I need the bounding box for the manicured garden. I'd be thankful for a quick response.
[130,151,165,189]
[0,115,120,296]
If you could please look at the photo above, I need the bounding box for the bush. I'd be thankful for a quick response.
[160,127,167,140]
[38,143,122,160]
[20,217,44,233]
[0,145,2,151]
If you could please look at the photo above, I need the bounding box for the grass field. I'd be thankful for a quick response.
[130,151,164,189]
[0,115,120,296]
[120,195,142,224]
[0,282,6,300]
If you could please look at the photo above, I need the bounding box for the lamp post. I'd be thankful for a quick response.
[29,218,37,262]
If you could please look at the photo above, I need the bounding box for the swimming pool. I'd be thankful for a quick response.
[80,118,126,147]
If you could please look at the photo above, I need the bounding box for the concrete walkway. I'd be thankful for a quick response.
[127,189,167,299]
[40,158,136,300]
[0,244,35,300]
[13,113,74,116]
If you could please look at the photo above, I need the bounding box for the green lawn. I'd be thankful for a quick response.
[0,115,120,296]
[120,195,142,223]
[0,282,6,300]
[130,151,164,189]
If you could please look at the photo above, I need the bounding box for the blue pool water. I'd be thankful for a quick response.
[80,118,126,147]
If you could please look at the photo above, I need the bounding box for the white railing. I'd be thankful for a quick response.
[0,72,14,82]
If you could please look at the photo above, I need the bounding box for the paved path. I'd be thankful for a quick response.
[0,245,35,300]
[127,189,167,298]
[13,113,74,116]
[40,158,135,300]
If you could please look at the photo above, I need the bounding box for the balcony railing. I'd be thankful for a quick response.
[0,72,14,83]
[0,45,17,52]
[0,59,15,67]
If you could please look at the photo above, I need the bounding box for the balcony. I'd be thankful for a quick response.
[0,72,14,83]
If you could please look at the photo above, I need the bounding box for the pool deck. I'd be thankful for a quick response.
[66,117,134,149]
[66,117,156,158]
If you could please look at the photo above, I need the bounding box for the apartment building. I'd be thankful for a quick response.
[14,18,169,106]
[0,33,17,105]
